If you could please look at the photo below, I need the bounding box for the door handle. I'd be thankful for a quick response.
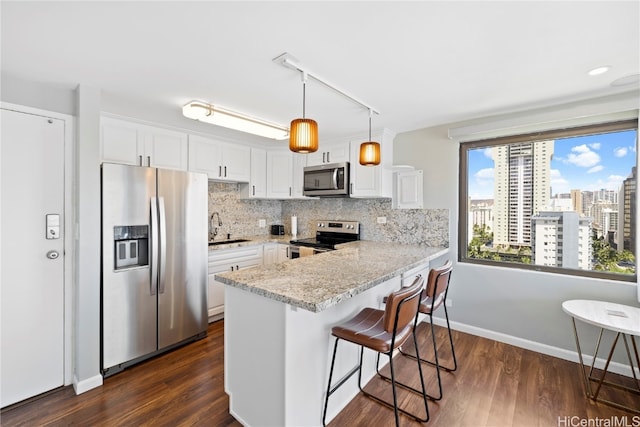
[46,250,59,260]
[150,197,158,295]
[158,197,167,294]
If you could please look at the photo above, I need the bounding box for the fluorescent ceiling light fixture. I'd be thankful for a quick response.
[182,101,289,140]
[588,66,610,76]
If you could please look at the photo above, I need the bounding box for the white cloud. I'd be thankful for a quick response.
[589,142,601,150]
[567,144,601,168]
[483,148,493,159]
[475,167,494,179]
[614,146,628,157]
[587,165,604,173]
[582,174,627,192]
[550,169,570,194]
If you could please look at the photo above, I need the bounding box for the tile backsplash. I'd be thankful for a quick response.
[208,181,449,247]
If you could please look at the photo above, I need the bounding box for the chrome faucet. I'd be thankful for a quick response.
[210,212,222,240]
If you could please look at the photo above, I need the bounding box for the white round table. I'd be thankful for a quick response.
[562,299,640,414]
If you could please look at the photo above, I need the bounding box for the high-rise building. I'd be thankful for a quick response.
[531,211,592,269]
[618,166,636,254]
[492,140,554,247]
[570,189,583,216]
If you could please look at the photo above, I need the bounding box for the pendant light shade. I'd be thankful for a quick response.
[289,118,318,153]
[359,141,381,166]
[290,74,319,153]
[359,112,381,166]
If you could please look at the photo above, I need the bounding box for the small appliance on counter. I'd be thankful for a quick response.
[271,224,285,235]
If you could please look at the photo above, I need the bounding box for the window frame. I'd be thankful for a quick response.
[458,118,639,282]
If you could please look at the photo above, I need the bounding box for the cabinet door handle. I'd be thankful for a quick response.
[224,166,227,177]
[219,166,222,177]
[236,265,239,270]
[326,152,330,163]
[252,185,255,196]
[138,155,143,166]
[289,187,292,197]
[146,156,151,167]
[350,183,353,194]
[322,152,326,163]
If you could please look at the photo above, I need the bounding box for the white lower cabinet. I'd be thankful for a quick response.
[207,245,263,321]
[263,243,291,264]
[401,263,429,286]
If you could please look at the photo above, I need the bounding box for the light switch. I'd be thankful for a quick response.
[46,214,60,239]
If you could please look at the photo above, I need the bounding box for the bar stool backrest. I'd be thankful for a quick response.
[383,275,425,334]
[425,260,453,308]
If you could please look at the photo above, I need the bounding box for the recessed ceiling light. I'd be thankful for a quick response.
[611,73,640,87]
[588,66,610,76]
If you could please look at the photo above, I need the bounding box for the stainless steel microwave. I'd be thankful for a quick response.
[303,162,350,197]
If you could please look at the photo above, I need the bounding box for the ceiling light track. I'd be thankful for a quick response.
[273,53,381,116]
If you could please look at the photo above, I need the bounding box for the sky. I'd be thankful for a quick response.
[467,129,638,200]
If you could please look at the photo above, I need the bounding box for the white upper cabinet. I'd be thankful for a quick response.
[306,142,350,166]
[266,149,293,199]
[291,153,307,199]
[393,169,424,209]
[240,148,267,198]
[101,117,188,170]
[188,134,250,182]
[349,129,395,198]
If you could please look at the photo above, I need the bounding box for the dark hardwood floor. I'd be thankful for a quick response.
[2,321,638,426]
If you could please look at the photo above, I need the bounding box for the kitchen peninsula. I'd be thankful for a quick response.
[215,241,448,426]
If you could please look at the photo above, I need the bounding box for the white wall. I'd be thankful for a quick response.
[394,115,639,368]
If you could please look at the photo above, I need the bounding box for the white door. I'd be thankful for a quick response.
[1,108,65,407]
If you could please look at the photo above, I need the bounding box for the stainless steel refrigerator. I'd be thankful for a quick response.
[101,163,208,376]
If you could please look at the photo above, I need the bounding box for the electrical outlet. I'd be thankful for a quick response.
[258,219,266,228]
[377,216,387,224]
[446,299,453,308]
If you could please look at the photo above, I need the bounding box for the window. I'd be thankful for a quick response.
[460,119,638,282]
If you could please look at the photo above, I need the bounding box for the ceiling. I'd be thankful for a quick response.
[2,1,639,142]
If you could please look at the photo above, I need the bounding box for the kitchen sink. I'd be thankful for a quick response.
[208,239,250,246]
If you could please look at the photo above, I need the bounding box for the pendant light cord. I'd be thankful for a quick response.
[302,82,306,119]
[301,71,308,119]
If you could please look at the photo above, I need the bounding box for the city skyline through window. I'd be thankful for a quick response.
[460,120,638,281]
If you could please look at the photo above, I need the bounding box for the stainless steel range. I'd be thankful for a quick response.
[289,220,360,258]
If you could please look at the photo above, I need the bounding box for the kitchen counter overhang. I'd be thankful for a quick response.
[215,240,448,312]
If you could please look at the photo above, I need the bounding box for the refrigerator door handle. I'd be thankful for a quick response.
[158,196,167,294]
[150,197,158,295]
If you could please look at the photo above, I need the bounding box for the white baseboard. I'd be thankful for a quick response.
[427,317,640,378]
[73,374,103,395]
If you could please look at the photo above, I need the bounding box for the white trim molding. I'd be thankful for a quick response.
[427,316,640,379]
[448,90,639,142]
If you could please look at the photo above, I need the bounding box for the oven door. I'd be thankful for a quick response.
[289,245,300,259]
[289,245,333,259]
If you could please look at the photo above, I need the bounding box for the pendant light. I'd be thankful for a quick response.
[359,109,381,166]
[289,72,318,153]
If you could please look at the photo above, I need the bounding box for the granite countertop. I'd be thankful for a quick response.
[215,240,449,313]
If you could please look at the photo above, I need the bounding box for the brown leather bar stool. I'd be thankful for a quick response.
[378,260,456,401]
[322,276,428,427]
